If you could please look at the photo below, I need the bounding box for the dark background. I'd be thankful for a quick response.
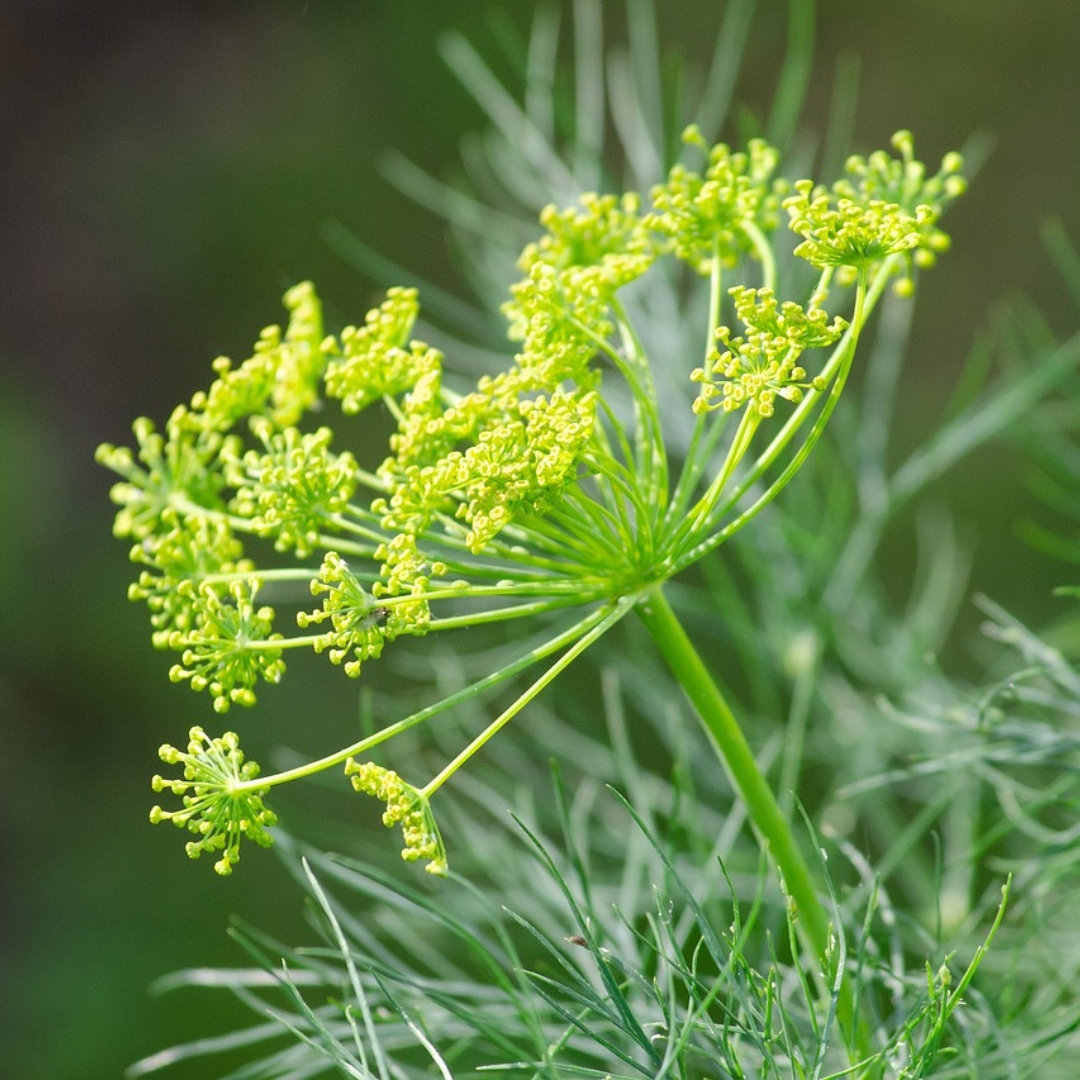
[2,2,1078,1076]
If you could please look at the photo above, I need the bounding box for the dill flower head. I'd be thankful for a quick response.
[298,551,389,677]
[99,122,966,876]
[345,759,447,876]
[166,578,285,713]
[224,420,358,558]
[150,726,277,876]
[646,125,787,272]
[692,287,846,417]
[785,130,965,290]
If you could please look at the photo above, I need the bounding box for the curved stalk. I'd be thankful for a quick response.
[634,584,831,951]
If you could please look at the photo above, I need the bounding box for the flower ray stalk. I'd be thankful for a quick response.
[667,258,892,576]
[234,602,622,797]
[420,597,634,800]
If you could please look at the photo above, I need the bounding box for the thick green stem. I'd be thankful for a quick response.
[634,582,869,1061]
[634,583,831,954]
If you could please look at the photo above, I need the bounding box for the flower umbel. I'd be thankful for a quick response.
[126,510,252,647]
[784,130,965,291]
[192,280,329,430]
[836,129,966,263]
[224,420,358,558]
[344,759,447,876]
[647,126,787,272]
[692,287,847,417]
[167,579,285,713]
[100,128,965,876]
[150,726,277,876]
[324,287,440,414]
[784,179,925,271]
[298,551,389,677]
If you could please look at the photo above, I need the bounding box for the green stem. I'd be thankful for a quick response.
[634,583,831,954]
[610,297,666,504]
[421,597,633,797]
[236,605,622,793]
[684,403,762,536]
[741,219,777,289]
[665,249,723,531]
[199,567,315,587]
[427,595,593,631]
[634,582,867,1058]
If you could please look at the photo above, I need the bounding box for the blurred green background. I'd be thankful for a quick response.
[2,1,1078,1076]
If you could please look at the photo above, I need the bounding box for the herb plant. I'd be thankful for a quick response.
[100,2,1080,1077]
[100,119,964,894]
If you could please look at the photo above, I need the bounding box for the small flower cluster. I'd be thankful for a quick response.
[97,283,333,709]
[298,551,389,677]
[646,126,787,272]
[224,419,358,558]
[526,191,654,270]
[376,384,600,554]
[96,412,228,545]
[127,511,253,647]
[504,191,655,383]
[193,281,329,430]
[344,759,447,875]
[836,130,966,247]
[784,130,965,291]
[463,387,598,551]
[167,578,285,712]
[150,726,277,876]
[784,180,927,270]
[324,287,440,414]
[692,287,847,417]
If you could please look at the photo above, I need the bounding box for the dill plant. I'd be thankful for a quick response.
[99,2,1080,1077]
[99,125,965,884]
